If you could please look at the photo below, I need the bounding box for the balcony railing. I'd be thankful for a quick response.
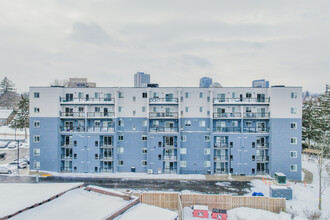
[149,98,178,104]
[213,98,270,104]
[214,142,228,148]
[87,112,115,118]
[214,156,228,161]
[100,168,113,173]
[256,169,269,175]
[60,97,114,104]
[243,127,269,133]
[164,155,177,160]
[163,168,177,174]
[164,142,178,148]
[213,127,241,133]
[61,154,72,160]
[213,112,241,119]
[149,112,178,119]
[60,112,85,118]
[61,143,73,148]
[100,156,113,161]
[149,127,178,133]
[61,167,72,172]
[214,169,228,174]
[100,144,114,148]
[60,126,115,133]
[256,156,269,162]
[256,143,269,149]
[243,112,270,119]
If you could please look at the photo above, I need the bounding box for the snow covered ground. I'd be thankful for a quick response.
[0,126,28,139]
[0,183,83,218]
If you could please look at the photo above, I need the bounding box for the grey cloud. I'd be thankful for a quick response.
[180,54,213,68]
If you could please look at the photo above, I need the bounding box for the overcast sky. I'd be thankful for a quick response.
[0,0,329,93]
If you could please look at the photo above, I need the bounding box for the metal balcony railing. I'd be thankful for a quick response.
[87,127,115,132]
[243,127,270,133]
[61,142,73,148]
[214,169,228,174]
[100,156,113,161]
[213,112,241,118]
[100,144,114,148]
[149,127,178,133]
[60,97,114,103]
[163,168,177,174]
[256,169,269,175]
[214,156,228,161]
[163,155,177,160]
[213,98,270,104]
[256,156,269,162]
[213,127,241,133]
[149,112,178,118]
[61,154,72,160]
[243,112,270,119]
[163,142,178,148]
[256,143,269,149]
[60,112,85,118]
[87,112,115,118]
[60,126,115,133]
[214,142,229,148]
[100,168,114,173]
[61,167,72,172]
[149,98,178,104]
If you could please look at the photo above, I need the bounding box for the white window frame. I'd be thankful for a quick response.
[118,106,123,112]
[181,135,187,142]
[143,120,147,127]
[141,135,147,141]
[118,119,124,127]
[180,161,187,167]
[199,92,204,98]
[118,92,124,98]
[185,92,190,98]
[291,92,297,99]
[290,137,297,144]
[290,164,297,172]
[185,106,189,112]
[118,160,124,166]
[290,151,297,158]
[118,135,124,141]
[33,135,40,143]
[290,122,297,129]
[141,160,147,167]
[117,147,124,154]
[180,148,187,154]
[185,121,191,127]
[34,107,40,113]
[34,92,40,98]
[33,121,40,128]
[33,148,40,156]
[204,148,210,155]
[141,148,147,154]
[204,161,211,167]
[291,107,297,114]
[199,120,205,127]
[33,161,40,169]
[142,106,146,112]
[200,107,203,112]
[204,135,211,142]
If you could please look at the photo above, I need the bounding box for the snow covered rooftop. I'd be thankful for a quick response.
[193,205,208,211]
[0,109,13,119]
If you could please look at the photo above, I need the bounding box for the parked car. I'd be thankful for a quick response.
[7,142,18,149]
[14,158,29,165]
[0,165,15,174]
[0,153,6,160]
[0,141,10,148]
[8,161,28,169]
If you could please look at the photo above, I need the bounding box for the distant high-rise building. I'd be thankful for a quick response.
[252,79,269,88]
[199,77,213,88]
[134,72,150,88]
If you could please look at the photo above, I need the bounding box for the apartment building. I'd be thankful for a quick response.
[29,84,302,180]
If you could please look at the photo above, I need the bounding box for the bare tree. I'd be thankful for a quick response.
[50,79,68,87]
[317,134,330,210]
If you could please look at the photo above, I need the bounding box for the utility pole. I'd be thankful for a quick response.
[17,140,20,174]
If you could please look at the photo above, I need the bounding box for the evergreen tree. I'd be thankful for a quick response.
[0,77,16,93]
[0,77,18,107]
[10,95,29,139]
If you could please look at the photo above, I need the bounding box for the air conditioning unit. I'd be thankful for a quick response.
[148,169,153,174]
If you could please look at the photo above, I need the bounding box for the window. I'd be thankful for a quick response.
[94,120,101,127]
[142,106,146,112]
[204,135,210,142]
[291,92,297,99]
[142,148,147,154]
[207,96,210,102]
[199,92,204,98]
[118,135,124,141]
[74,141,77,146]
[185,107,189,112]
[34,92,40,98]
[33,148,40,156]
[95,154,98,160]
[199,120,205,127]
[204,148,210,155]
[181,135,187,142]
[33,121,40,128]
[142,92,147,98]
[118,92,124,98]
[141,160,147,166]
[290,151,297,158]
[180,161,187,167]
[78,107,84,112]
[95,92,100,99]
[95,107,100,112]
[291,108,297,114]
[118,119,124,127]
[33,162,40,169]
[118,106,123,112]
[33,135,40,142]
[142,135,147,141]
[133,110,136,116]
[246,93,252,98]
[204,161,210,167]
[180,148,187,154]
[117,147,124,154]
[74,154,77,159]
[118,160,124,166]
[231,121,238,127]
[245,121,252,127]
[290,164,297,172]
[207,111,210,116]
[185,92,190,98]
[158,154,162,160]
[185,120,191,126]
[290,123,297,129]
[252,155,255,161]
[34,107,40,113]
[290,137,297,144]
[78,92,84,99]
[143,120,147,127]
[95,141,98,147]
[200,107,203,112]
[133,96,136,102]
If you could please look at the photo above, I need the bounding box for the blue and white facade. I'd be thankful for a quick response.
[29,85,302,180]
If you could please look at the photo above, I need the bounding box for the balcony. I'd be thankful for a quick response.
[87,112,115,118]
[164,142,178,148]
[213,112,241,119]
[163,168,177,174]
[60,112,85,118]
[61,143,73,148]
[163,155,177,161]
[149,112,178,119]
[243,112,270,119]
[100,156,113,161]
[243,127,269,133]
[256,143,269,149]
[100,144,114,148]
[256,156,269,162]
[61,167,72,172]
[87,127,115,133]
[149,98,178,104]
[214,142,228,148]
[213,127,241,133]
[149,127,178,133]
[61,154,72,160]
[214,169,228,174]
[60,126,115,133]
[214,156,228,162]
[213,98,270,104]
[100,168,114,173]
[256,169,269,175]
[60,97,114,104]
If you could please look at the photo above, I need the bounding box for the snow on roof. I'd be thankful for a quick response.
[11,187,131,220]
[115,203,178,220]
[274,172,286,176]
[0,183,83,218]
[0,109,13,119]
[193,205,208,211]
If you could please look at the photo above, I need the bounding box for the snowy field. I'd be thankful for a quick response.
[0,183,83,218]
[0,126,28,139]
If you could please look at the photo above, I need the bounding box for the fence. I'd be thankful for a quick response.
[134,192,286,218]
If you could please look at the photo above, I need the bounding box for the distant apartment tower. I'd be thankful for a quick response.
[134,72,150,88]
[252,79,269,88]
[199,77,213,88]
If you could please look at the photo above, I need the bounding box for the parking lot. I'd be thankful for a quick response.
[0,144,29,175]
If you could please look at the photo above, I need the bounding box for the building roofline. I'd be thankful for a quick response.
[29,86,303,89]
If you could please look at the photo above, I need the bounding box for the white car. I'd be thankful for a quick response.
[7,142,18,149]
[0,165,15,174]
[8,161,28,169]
